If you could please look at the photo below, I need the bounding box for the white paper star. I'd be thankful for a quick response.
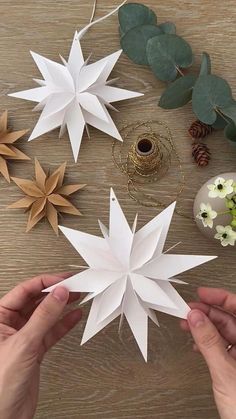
[44,189,217,361]
[9,32,143,162]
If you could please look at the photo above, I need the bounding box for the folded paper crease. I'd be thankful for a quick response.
[0,111,30,182]
[9,159,85,234]
[43,188,217,360]
[9,2,142,162]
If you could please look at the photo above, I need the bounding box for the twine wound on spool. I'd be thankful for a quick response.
[129,134,162,175]
[112,120,188,217]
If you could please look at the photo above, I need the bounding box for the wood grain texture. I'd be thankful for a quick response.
[0,0,235,417]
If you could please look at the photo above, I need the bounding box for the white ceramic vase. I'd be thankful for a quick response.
[193,172,236,242]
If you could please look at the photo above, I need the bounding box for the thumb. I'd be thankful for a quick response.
[22,287,69,343]
[187,309,229,374]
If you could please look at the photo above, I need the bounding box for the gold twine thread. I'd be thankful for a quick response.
[129,133,162,175]
[112,120,192,219]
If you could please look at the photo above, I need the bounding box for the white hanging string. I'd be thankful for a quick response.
[89,0,97,23]
[78,0,127,39]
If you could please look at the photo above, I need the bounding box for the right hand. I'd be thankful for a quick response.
[180,287,236,419]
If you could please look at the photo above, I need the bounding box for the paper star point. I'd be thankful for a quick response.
[9,158,85,234]
[9,32,143,162]
[0,110,30,182]
[44,188,217,360]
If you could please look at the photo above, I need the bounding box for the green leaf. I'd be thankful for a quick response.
[159,75,197,109]
[119,26,125,38]
[192,75,233,124]
[224,121,236,142]
[158,22,176,34]
[146,34,193,81]
[221,102,236,125]
[199,52,211,76]
[118,3,157,35]
[212,113,227,130]
[121,24,162,65]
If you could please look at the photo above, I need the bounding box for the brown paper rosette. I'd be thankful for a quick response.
[0,110,30,182]
[9,158,86,234]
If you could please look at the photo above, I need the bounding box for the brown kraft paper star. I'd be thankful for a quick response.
[0,110,30,182]
[9,159,86,234]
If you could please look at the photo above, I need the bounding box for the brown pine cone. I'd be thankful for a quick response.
[189,120,213,139]
[192,142,211,167]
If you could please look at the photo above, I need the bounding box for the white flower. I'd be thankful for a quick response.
[207,177,234,198]
[196,203,217,228]
[214,225,236,246]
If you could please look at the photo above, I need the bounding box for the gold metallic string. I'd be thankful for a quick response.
[112,120,193,220]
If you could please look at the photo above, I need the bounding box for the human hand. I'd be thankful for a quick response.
[181,287,236,419]
[0,273,82,419]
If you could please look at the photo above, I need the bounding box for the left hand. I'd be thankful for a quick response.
[0,273,82,419]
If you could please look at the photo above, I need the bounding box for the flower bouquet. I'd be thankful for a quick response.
[194,175,236,247]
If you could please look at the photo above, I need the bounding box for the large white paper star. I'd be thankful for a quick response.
[44,189,217,360]
[9,32,143,162]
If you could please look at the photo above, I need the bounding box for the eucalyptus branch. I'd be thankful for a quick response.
[118,2,236,144]
[176,66,185,77]
[215,108,231,124]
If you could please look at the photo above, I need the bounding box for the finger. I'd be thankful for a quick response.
[187,309,230,376]
[194,341,236,360]
[21,287,69,343]
[22,291,81,318]
[181,302,236,361]
[43,308,82,353]
[187,301,236,345]
[181,308,230,350]
[0,303,25,329]
[181,301,236,336]
[0,272,73,311]
[193,343,199,352]
[181,301,236,330]
[180,303,210,332]
[198,287,236,315]
[227,345,236,360]
[180,319,189,331]
[0,324,16,342]
[193,335,229,353]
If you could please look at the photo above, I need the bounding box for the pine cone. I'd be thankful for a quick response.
[192,142,211,167]
[189,120,213,139]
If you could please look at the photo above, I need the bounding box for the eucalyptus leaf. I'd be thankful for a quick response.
[121,24,162,65]
[159,75,197,109]
[192,75,233,124]
[212,113,227,130]
[118,3,157,35]
[224,121,236,142]
[199,52,211,76]
[146,34,193,81]
[119,26,125,38]
[158,22,176,34]
[221,102,236,125]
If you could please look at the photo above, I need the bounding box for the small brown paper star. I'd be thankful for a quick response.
[0,110,30,182]
[9,159,86,235]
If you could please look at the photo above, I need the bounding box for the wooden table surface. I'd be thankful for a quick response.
[0,1,236,418]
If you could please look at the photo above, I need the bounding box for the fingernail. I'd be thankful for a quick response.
[188,310,206,328]
[52,287,69,302]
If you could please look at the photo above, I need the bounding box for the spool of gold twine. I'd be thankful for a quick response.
[129,133,162,175]
[112,120,191,219]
